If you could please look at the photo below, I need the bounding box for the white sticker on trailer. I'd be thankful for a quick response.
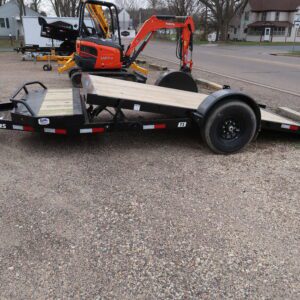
[134,104,141,111]
[178,122,187,128]
[38,118,50,126]
[281,124,290,129]
[0,123,6,129]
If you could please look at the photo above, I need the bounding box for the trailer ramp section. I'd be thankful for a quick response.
[84,75,207,113]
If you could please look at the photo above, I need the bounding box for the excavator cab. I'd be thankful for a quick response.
[75,0,124,71]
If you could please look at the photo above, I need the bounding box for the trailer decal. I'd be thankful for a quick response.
[38,118,50,126]
[143,124,166,130]
[0,123,7,129]
[178,122,187,128]
[44,128,67,135]
[80,128,105,134]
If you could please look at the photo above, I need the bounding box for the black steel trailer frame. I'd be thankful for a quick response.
[0,79,299,154]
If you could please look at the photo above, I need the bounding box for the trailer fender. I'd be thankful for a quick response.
[195,89,261,135]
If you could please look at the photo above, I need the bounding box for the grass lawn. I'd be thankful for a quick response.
[0,38,15,48]
[222,41,300,46]
[288,51,300,56]
[153,37,300,47]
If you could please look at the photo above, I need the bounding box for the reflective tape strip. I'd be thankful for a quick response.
[44,128,56,134]
[154,124,166,129]
[143,124,166,130]
[13,125,24,131]
[143,125,155,130]
[44,128,67,135]
[13,125,34,132]
[281,124,299,131]
[80,128,93,134]
[80,128,105,134]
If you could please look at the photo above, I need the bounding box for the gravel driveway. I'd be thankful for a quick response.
[0,52,299,299]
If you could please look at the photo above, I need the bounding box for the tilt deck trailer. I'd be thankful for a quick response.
[0,75,299,154]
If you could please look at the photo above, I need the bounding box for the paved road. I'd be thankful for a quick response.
[143,42,300,94]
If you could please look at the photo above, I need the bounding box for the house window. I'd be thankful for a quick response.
[273,27,286,36]
[248,27,264,36]
[262,12,267,21]
[6,18,9,28]
[234,27,237,34]
[245,12,250,21]
[275,12,280,21]
[0,18,5,28]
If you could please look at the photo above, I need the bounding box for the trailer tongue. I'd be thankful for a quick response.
[0,75,299,154]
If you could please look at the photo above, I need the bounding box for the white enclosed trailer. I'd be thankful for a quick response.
[22,16,81,48]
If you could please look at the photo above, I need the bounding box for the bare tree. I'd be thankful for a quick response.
[115,0,138,11]
[50,0,79,17]
[30,0,42,13]
[164,0,200,15]
[17,0,26,21]
[198,0,248,41]
[147,0,162,13]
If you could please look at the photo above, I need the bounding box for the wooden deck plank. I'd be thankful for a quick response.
[260,109,300,126]
[38,89,74,116]
[87,75,207,110]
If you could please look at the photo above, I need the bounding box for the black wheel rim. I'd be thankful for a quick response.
[220,119,241,140]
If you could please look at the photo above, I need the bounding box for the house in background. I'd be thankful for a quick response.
[118,9,133,30]
[229,0,300,42]
[0,0,40,38]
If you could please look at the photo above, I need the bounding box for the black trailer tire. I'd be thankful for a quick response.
[71,72,82,88]
[68,68,80,78]
[155,70,198,93]
[43,64,52,71]
[202,100,257,154]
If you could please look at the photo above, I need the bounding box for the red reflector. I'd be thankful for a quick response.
[23,126,34,132]
[154,124,166,129]
[55,129,67,135]
[290,125,299,131]
[92,128,105,133]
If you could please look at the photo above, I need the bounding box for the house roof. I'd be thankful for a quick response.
[249,0,300,12]
[248,21,293,27]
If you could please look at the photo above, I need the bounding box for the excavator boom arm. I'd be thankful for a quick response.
[125,16,195,70]
[86,4,110,38]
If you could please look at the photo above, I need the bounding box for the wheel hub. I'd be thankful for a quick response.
[221,120,240,140]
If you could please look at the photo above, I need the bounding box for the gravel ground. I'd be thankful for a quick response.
[0,52,299,299]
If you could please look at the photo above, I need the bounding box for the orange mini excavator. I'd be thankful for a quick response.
[70,0,198,92]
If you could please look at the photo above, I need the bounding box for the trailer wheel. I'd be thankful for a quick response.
[43,64,52,72]
[71,72,82,88]
[202,100,257,154]
[155,70,198,93]
[68,68,80,78]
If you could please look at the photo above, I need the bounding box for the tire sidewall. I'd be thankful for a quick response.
[203,100,257,154]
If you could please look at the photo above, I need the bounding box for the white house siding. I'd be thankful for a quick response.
[118,9,132,30]
[0,0,39,37]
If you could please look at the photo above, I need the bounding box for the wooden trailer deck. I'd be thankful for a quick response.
[85,75,207,110]
[38,89,74,116]
[85,75,300,127]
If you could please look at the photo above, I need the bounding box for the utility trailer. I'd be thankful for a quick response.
[0,75,299,154]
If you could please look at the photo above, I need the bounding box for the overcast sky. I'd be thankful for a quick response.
[39,0,147,17]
